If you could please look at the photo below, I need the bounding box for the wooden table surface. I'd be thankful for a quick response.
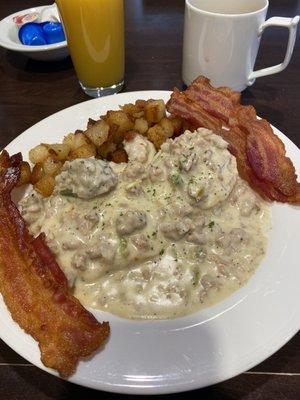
[0,0,299,398]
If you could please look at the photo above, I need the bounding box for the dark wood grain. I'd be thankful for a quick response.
[0,364,299,400]
[0,0,299,398]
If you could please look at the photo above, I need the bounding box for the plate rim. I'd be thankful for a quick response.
[1,90,300,394]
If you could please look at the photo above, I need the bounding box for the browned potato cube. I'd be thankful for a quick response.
[124,130,138,142]
[63,132,90,150]
[34,175,55,197]
[159,117,174,138]
[133,100,146,118]
[145,100,166,124]
[87,118,97,128]
[134,118,148,135]
[73,132,91,149]
[17,161,31,187]
[63,133,75,147]
[109,124,126,144]
[105,111,134,136]
[147,124,167,150]
[47,143,70,161]
[135,99,147,109]
[42,157,63,177]
[85,119,109,147]
[30,163,45,184]
[169,116,184,136]
[29,144,49,164]
[132,110,144,118]
[69,143,96,160]
[110,149,128,163]
[120,103,140,116]
[98,141,117,159]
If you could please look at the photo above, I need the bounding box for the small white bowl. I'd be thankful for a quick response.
[0,6,68,62]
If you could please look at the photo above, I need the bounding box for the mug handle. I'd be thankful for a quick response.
[248,16,300,84]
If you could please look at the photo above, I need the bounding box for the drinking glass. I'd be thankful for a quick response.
[56,0,124,97]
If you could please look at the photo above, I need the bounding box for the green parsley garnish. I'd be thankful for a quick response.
[119,237,128,257]
[170,172,183,186]
[208,221,215,230]
[171,246,178,260]
[59,189,76,197]
[192,268,200,286]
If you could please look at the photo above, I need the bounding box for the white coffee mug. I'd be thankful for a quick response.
[182,0,299,91]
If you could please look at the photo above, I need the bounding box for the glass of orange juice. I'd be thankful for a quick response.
[56,0,124,97]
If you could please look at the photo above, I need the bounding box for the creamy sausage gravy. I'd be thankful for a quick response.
[20,129,271,319]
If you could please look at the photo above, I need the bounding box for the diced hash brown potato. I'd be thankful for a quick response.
[46,144,70,161]
[124,130,138,142]
[147,124,167,150]
[29,144,49,164]
[110,148,128,163]
[135,99,147,109]
[120,103,140,116]
[63,132,90,150]
[30,163,45,184]
[34,175,55,197]
[72,132,91,149]
[121,101,145,118]
[104,111,134,137]
[145,100,166,124]
[42,157,63,177]
[132,110,144,118]
[17,161,31,187]
[85,119,109,147]
[134,118,148,135]
[87,118,96,128]
[69,143,96,160]
[159,117,174,138]
[63,133,75,148]
[97,140,117,159]
[169,116,184,136]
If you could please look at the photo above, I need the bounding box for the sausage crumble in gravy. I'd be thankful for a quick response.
[20,128,270,319]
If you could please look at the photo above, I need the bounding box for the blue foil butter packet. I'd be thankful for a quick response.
[19,22,65,46]
[42,22,65,44]
[18,23,46,46]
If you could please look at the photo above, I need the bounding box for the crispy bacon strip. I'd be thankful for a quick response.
[218,128,293,202]
[166,76,300,204]
[185,76,240,124]
[218,86,241,105]
[228,104,257,127]
[245,120,298,197]
[167,88,222,133]
[0,150,109,377]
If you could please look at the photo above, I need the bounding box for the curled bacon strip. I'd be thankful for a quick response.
[167,88,222,133]
[0,150,109,377]
[245,120,298,197]
[166,76,300,204]
[185,76,240,124]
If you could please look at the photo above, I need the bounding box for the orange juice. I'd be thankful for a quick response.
[56,0,124,90]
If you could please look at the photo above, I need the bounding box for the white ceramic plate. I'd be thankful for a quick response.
[0,6,68,61]
[1,91,300,394]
